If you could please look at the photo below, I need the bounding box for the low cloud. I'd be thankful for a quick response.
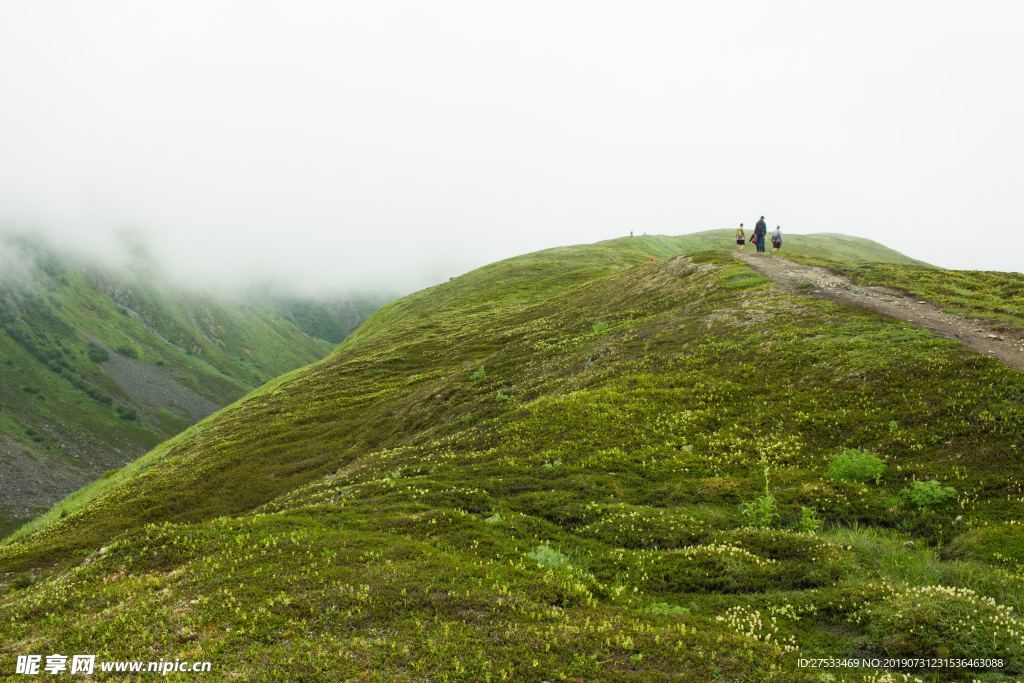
[1,1,1021,292]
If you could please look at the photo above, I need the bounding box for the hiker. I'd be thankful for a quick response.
[772,226,783,253]
[735,223,745,250]
[754,216,767,253]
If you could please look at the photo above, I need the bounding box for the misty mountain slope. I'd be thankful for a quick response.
[269,296,385,344]
[2,234,1023,681]
[0,238,379,535]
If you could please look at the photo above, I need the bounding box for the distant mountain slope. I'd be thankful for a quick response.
[3,233,1022,680]
[0,237,380,534]
[268,296,383,344]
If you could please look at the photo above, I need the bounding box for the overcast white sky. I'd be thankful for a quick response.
[0,1,1021,295]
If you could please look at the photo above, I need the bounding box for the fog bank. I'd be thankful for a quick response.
[1,1,1021,293]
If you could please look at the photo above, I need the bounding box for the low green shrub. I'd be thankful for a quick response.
[86,343,109,363]
[647,602,689,616]
[827,448,885,484]
[739,468,778,529]
[740,491,778,529]
[527,544,571,568]
[903,480,956,509]
[116,405,138,421]
[115,344,139,359]
[799,506,822,534]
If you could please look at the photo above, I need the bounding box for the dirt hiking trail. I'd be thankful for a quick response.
[735,252,1024,373]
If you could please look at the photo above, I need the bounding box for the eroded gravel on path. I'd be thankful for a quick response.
[736,252,1024,372]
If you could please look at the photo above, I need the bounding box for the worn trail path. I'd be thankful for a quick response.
[735,252,1024,372]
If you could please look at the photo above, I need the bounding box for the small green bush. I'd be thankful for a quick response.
[526,544,571,569]
[86,343,109,363]
[740,468,778,529]
[740,491,778,529]
[495,390,510,402]
[115,405,138,421]
[799,506,822,534]
[470,367,486,381]
[647,602,689,616]
[827,448,885,484]
[115,344,139,359]
[903,480,956,509]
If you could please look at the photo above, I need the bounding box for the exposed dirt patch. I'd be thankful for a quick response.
[736,252,1024,372]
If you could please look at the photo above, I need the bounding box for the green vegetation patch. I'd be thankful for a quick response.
[826,448,886,484]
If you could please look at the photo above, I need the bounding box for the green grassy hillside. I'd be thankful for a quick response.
[2,233,1022,681]
[0,238,378,535]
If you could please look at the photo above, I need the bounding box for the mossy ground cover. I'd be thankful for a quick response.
[1,234,1022,680]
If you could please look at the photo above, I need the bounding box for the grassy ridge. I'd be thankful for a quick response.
[669,229,927,267]
[1,233,1022,680]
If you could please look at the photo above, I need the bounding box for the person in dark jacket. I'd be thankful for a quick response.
[754,216,767,253]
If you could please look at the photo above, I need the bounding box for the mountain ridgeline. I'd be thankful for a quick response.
[2,231,1023,681]
[0,237,384,535]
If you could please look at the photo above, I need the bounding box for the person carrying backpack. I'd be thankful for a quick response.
[754,216,767,253]
[735,223,745,250]
[771,226,782,253]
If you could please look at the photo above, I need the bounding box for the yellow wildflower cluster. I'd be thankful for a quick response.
[715,605,798,654]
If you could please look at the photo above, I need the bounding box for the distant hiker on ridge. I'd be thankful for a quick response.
[753,216,767,253]
[772,226,783,253]
[735,223,745,250]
